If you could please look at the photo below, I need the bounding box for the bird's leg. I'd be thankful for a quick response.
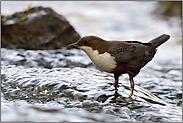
[114,73,120,89]
[114,78,118,90]
[129,74,134,98]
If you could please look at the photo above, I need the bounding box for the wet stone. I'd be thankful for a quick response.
[1,6,81,50]
[1,65,182,122]
[1,1,182,121]
[1,48,95,69]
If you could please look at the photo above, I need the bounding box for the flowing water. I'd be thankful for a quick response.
[1,1,182,122]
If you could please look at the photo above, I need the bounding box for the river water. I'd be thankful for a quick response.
[1,1,182,122]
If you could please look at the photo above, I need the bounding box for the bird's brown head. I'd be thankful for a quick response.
[68,36,105,48]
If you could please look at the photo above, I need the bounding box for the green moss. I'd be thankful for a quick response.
[1,15,6,25]
[160,1,182,18]
[176,93,182,99]
[16,16,28,25]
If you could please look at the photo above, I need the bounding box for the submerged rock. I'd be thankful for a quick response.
[1,6,80,50]
[1,48,94,69]
[1,65,182,122]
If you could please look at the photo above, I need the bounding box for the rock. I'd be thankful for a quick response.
[1,6,81,50]
[153,1,182,19]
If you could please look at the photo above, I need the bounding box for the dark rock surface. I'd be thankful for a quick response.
[1,6,80,50]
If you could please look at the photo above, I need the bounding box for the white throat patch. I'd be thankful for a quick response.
[80,46,117,72]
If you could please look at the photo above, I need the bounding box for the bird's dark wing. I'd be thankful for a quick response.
[107,41,150,64]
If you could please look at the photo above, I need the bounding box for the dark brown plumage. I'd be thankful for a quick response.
[68,34,170,97]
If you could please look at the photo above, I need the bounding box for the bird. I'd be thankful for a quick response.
[68,34,170,97]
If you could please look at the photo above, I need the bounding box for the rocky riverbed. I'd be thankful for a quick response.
[1,1,182,122]
[1,44,182,122]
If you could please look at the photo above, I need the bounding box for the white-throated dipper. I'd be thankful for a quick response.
[68,34,170,97]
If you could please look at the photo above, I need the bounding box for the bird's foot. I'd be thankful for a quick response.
[128,90,133,98]
[114,83,120,90]
[128,94,132,98]
[114,86,118,90]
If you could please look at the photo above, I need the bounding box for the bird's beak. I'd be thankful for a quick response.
[68,42,79,48]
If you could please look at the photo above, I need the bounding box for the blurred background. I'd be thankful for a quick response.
[1,1,182,122]
[1,1,182,45]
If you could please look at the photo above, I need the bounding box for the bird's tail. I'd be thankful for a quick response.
[149,34,170,49]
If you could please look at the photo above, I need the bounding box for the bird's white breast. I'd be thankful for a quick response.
[80,46,117,72]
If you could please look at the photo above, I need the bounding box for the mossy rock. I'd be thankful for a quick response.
[1,6,81,50]
[153,1,182,19]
